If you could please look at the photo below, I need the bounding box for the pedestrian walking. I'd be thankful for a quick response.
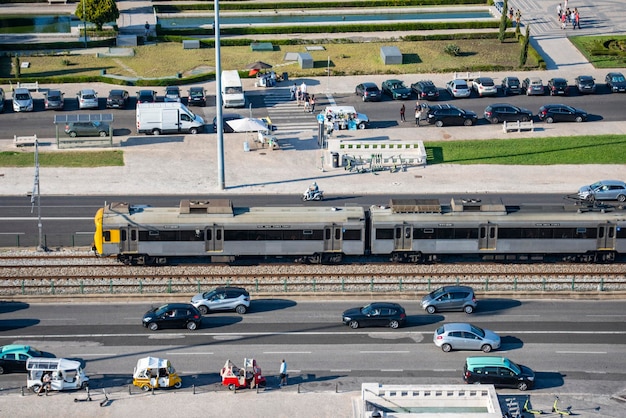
[400,104,406,122]
[508,7,514,22]
[144,21,150,39]
[556,3,562,20]
[296,87,302,106]
[290,83,297,100]
[570,9,576,28]
[414,101,422,126]
[514,9,522,27]
[303,92,310,112]
[561,12,567,29]
[309,94,316,113]
[279,359,288,387]
[575,8,580,29]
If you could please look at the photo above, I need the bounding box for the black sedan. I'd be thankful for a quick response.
[106,89,129,109]
[342,302,406,329]
[136,89,157,104]
[142,303,202,331]
[547,78,569,96]
[574,75,596,94]
[538,104,588,123]
[427,104,477,127]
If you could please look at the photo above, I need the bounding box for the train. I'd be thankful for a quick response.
[93,198,626,265]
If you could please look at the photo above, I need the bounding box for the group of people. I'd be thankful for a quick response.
[290,82,316,113]
[557,3,580,30]
[507,8,522,27]
[400,101,426,126]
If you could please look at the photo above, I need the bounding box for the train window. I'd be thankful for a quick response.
[121,230,127,241]
[395,228,401,239]
[180,230,204,241]
[617,227,626,239]
[206,229,212,240]
[498,228,521,239]
[405,228,411,239]
[325,229,331,240]
[608,227,614,238]
[335,228,341,240]
[454,228,478,239]
[131,230,137,241]
[216,229,222,240]
[598,228,605,239]
[343,229,362,240]
[489,228,496,239]
[376,229,394,240]
[436,228,454,239]
[413,228,435,239]
[103,231,111,242]
[480,227,486,239]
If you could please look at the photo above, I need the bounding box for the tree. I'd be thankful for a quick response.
[75,0,119,31]
[519,25,530,67]
[498,0,509,43]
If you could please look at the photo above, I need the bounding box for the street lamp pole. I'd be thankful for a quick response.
[215,0,225,190]
[82,0,87,47]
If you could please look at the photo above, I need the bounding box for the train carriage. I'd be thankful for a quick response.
[370,199,626,263]
[94,200,366,265]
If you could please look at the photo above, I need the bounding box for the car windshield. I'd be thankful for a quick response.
[154,305,171,315]
[481,80,494,86]
[83,94,95,99]
[469,324,485,337]
[612,75,625,82]
[430,288,447,298]
[361,304,377,315]
[15,93,30,100]
[191,91,203,97]
[589,181,603,190]
[202,290,218,299]
[504,359,522,375]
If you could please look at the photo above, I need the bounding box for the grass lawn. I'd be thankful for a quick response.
[570,35,626,69]
[2,38,536,79]
[0,150,124,167]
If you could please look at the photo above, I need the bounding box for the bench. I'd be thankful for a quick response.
[182,40,200,49]
[48,0,68,3]
[250,42,273,51]
[503,120,534,133]
[17,81,39,92]
[454,71,481,82]
[14,135,38,147]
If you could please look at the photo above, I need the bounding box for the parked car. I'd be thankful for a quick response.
[212,113,243,133]
[187,86,206,106]
[472,77,498,97]
[574,75,596,94]
[136,89,157,104]
[501,76,521,95]
[76,89,98,109]
[433,323,501,353]
[64,121,111,137]
[463,356,535,391]
[578,180,626,202]
[421,285,477,314]
[12,88,34,112]
[191,286,251,314]
[546,77,569,96]
[605,72,626,93]
[355,82,382,102]
[410,80,439,101]
[381,79,412,100]
[538,104,587,123]
[427,104,477,127]
[445,79,471,98]
[484,103,533,124]
[44,89,64,110]
[106,89,129,109]
[142,303,202,331]
[0,345,54,374]
[522,77,545,96]
[342,302,406,329]
[164,86,181,102]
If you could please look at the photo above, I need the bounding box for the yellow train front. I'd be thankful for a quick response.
[93,199,366,265]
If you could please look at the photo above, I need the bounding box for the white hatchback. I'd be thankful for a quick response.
[446,79,471,98]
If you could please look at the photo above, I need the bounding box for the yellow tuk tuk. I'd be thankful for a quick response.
[132,357,182,391]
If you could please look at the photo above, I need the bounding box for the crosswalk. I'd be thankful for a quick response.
[260,88,321,133]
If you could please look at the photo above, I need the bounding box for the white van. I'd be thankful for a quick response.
[221,70,246,108]
[323,106,369,130]
[136,102,205,135]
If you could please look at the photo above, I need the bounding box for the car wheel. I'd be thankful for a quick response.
[152,128,161,135]
[546,117,554,124]
[521,116,529,122]
[228,383,236,391]
[426,305,436,314]
[617,194,626,203]
[235,304,248,314]
[481,344,492,353]
[0,365,4,374]
[575,116,583,123]
[69,131,77,137]
[189,127,199,135]
[517,382,529,391]
[349,320,359,329]
[441,343,452,353]
[358,122,366,130]
[187,321,198,330]
[389,320,400,329]
[435,120,444,128]
[31,384,42,393]
[463,119,473,126]
[491,117,499,124]
[174,381,182,389]
[99,131,107,137]
[141,384,151,392]
[362,95,366,102]
[149,322,159,331]
[464,305,474,314]
[198,305,209,315]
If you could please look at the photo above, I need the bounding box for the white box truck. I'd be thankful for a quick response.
[136,102,205,135]
[221,70,246,108]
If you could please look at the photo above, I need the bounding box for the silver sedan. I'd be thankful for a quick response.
[433,323,501,352]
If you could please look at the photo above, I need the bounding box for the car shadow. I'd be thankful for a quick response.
[533,371,566,389]
[473,299,523,314]
[0,318,40,331]
[404,314,445,328]
[0,301,30,314]
[246,299,297,314]
[500,335,524,351]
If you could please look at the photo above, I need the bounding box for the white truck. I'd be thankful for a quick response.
[221,70,246,108]
[136,102,205,135]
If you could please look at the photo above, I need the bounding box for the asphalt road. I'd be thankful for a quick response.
[1,300,625,393]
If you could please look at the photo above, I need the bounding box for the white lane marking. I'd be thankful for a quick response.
[71,353,119,356]
[359,351,411,354]
[165,352,214,355]
[263,351,312,354]
[40,318,77,321]
[556,351,607,354]
[330,369,351,372]
[586,315,626,317]
[434,369,459,372]
[381,369,404,372]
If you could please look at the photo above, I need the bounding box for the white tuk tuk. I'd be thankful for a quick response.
[26,358,89,393]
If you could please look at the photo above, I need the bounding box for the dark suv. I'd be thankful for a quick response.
[484,103,533,124]
[106,89,129,109]
[187,86,206,106]
[501,76,521,95]
[464,357,535,391]
[574,75,596,94]
[427,104,477,127]
[410,80,439,101]
[355,82,382,102]
[142,303,202,331]
[605,72,626,93]
[546,78,569,96]
[190,286,251,314]
[421,285,477,314]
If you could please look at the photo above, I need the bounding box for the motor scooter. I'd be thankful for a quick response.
[302,189,324,201]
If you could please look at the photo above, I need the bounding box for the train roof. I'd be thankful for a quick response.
[370,198,626,223]
[102,200,366,226]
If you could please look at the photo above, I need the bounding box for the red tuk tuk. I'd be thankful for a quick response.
[220,358,266,390]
